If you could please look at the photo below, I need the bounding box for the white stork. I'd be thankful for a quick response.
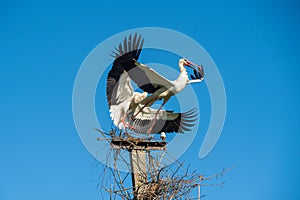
[106,33,204,134]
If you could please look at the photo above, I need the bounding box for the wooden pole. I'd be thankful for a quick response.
[111,138,166,199]
[129,149,147,200]
[198,184,201,200]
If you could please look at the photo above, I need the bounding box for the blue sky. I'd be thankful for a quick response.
[1,0,300,199]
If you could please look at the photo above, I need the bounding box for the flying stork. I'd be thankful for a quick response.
[106,33,204,134]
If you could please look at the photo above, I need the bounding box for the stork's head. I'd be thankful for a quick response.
[179,58,205,80]
[179,58,197,71]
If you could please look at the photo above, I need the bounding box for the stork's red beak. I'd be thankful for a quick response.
[185,60,198,69]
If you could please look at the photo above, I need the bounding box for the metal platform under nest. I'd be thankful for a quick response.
[110,139,167,150]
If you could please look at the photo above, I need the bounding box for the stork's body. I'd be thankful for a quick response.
[106,33,204,135]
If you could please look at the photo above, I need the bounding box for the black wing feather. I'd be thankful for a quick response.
[112,34,165,94]
[106,33,143,106]
[126,109,197,134]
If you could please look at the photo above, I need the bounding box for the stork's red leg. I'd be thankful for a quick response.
[121,113,136,131]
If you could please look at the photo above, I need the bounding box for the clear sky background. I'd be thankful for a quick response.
[1,0,300,199]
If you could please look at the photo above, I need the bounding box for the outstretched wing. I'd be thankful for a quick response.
[106,34,143,127]
[112,33,174,94]
[125,108,197,134]
[106,33,143,107]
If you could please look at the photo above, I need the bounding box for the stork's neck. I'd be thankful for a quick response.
[179,63,186,72]
[170,67,189,94]
[177,63,189,83]
[177,69,188,82]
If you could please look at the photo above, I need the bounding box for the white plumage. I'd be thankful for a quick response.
[160,132,166,141]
